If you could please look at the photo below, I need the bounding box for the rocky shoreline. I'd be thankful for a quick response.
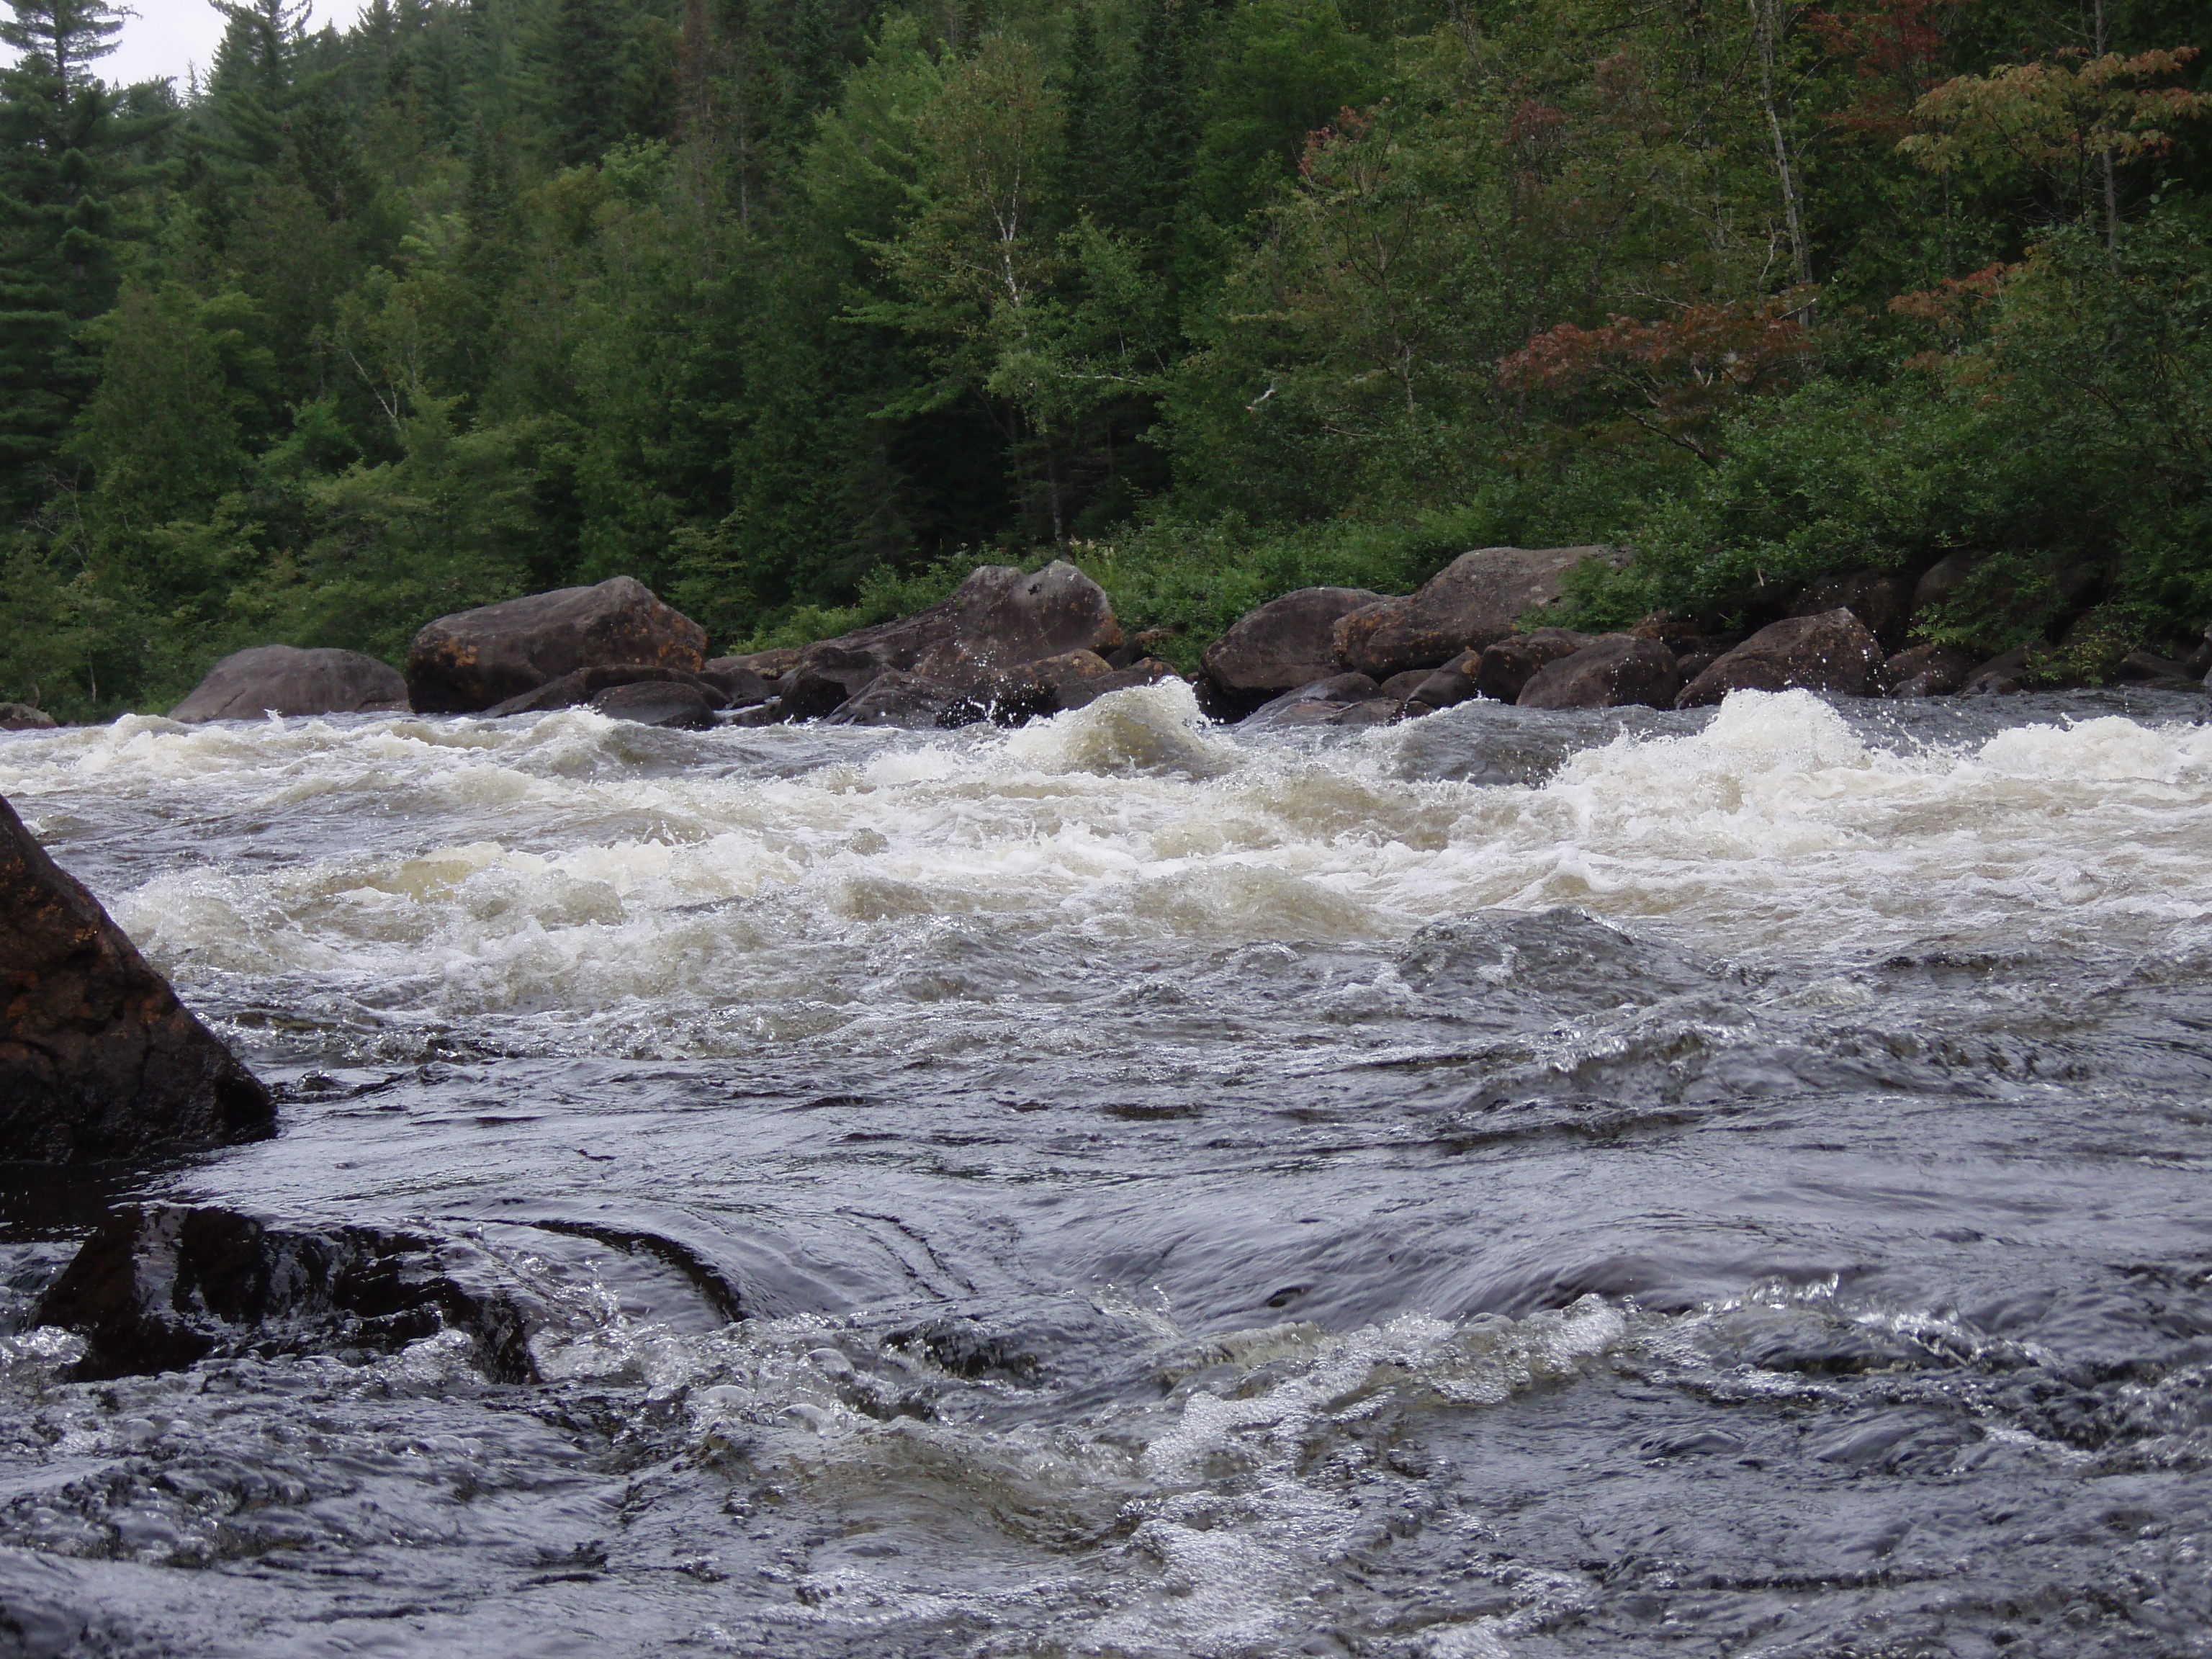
[7,543,2196,741]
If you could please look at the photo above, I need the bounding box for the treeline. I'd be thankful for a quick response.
[1,0,2207,716]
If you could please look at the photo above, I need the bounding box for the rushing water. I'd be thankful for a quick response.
[3,683,2211,1658]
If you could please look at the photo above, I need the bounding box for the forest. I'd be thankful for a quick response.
[0,0,2206,718]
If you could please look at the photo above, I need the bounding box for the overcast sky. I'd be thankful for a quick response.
[64,2,374,90]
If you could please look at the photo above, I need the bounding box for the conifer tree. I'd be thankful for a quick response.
[1055,0,1107,217]
[530,0,626,166]
[1119,0,1192,255]
[0,0,151,514]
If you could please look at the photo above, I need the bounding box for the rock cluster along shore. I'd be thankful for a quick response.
[4,544,2201,737]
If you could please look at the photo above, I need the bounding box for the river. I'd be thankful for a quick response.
[2,683,2209,1658]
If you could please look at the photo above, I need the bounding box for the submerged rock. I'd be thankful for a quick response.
[1240,672,1381,727]
[1676,609,1886,708]
[591,679,722,729]
[406,577,709,715]
[1058,660,1180,711]
[1518,635,1681,710]
[1,794,274,1164]
[169,645,408,723]
[1197,587,1385,716]
[1334,547,1617,680]
[35,1205,538,1383]
[825,670,987,729]
[485,663,727,717]
[991,649,1120,722]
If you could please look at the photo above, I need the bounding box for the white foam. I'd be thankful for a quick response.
[7,689,2212,1054]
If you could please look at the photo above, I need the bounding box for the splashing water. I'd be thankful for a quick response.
[4,684,2211,1656]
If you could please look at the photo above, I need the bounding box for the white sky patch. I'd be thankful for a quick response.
[6,1,373,91]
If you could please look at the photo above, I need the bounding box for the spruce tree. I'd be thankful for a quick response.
[529,0,626,166]
[0,0,150,514]
[1055,0,1107,217]
[1119,0,1192,254]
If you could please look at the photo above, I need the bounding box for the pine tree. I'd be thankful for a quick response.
[529,0,627,166]
[202,0,313,177]
[1118,0,1192,253]
[1055,0,1107,217]
[0,0,153,514]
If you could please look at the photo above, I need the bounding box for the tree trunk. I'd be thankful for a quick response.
[1750,0,1812,290]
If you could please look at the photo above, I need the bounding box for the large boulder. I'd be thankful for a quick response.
[1197,588,1385,717]
[1518,636,1682,710]
[1960,646,2031,696]
[1675,610,1887,709]
[1789,571,1913,650]
[780,644,892,720]
[1,795,274,1164]
[1334,547,1617,680]
[0,702,56,731]
[405,577,709,715]
[1406,660,1478,712]
[790,562,1121,714]
[1475,629,1594,702]
[1884,643,1978,698]
[170,646,407,724]
[1912,552,1979,614]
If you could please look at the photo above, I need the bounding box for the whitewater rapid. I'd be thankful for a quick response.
[3,684,2209,1658]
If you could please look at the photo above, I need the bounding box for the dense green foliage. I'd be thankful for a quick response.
[0,0,2206,714]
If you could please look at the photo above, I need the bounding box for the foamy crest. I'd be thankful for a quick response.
[6,688,2212,1056]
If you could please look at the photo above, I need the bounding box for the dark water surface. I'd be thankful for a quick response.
[3,685,2210,1658]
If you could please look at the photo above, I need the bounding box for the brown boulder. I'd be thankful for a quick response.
[1406,662,1478,711]
[792,562,1121,714]
[1518,636,1682,710]
[1197,588,1385,716]
[405,577,708,714]
[1912,552,1979,614]
[1,795,274,1164]
[0,702,56,731]
[1475,630,1594,702]
[1675,610,1887,709]
[1789,571,1913,650]
[779,647,885,719]
[1884,644,1978,699]
[170,646,407,724]
[1961,647,2031,696]
[1333,547,1617,679]
[706,647,801,683]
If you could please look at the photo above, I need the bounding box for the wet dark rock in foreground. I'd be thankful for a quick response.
[0,794,272,1164]
[35,1205,538,1384]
